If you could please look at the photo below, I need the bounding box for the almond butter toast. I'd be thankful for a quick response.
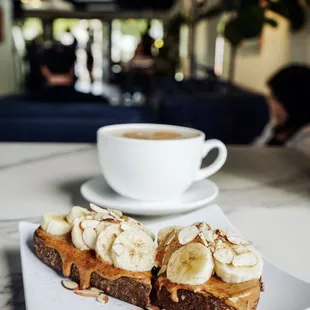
[33,204,156,308]
[154,223,264,310]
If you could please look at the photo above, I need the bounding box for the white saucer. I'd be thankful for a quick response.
[80,176,219,216]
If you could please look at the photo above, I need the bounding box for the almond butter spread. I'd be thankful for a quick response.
[36,228,152,290]
[157,275,261,309]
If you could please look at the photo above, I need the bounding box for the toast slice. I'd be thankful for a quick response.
[154,224,264,310]
[33,228,152,308]
[155,275,262,310]
[33,206,156,309]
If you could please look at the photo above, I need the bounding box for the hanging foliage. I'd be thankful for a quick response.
[198,0,307,47]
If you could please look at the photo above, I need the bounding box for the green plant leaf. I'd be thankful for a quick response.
[265,18,278,27]
[235,6,265,38]
[268,0,306,31]
[223,19,244,47]
[223,6,268,46]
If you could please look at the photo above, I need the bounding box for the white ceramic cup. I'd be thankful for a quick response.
[97,124,227,201]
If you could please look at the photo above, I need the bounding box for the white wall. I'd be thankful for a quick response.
[291,9,310,65]
[0,0,15,96]
[225,11,291,94]
[199,10,310,94]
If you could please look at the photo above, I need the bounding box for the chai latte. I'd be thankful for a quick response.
[122,131,199,140]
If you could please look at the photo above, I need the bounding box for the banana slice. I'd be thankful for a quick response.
[95,224,122,264]
[214,248,263,283]
[111,230,156,272]
[71,220,90,251]
[120,221,155,241]
[41,212,72,235]
[83,227,97,249]
[167,242,214,285]
[67,207,90,225]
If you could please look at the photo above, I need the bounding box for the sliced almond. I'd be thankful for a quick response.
[165,229,176,246]
[198,232,209,247]
[109,213,121,221]
[82,228,97,249]
[213,248,235,264]
[90,203,109,214]
[232,245,250,255]
[216,229,227,237]
[97,294,109,303]
[199,222,212,231]
[127,217,140,224]
[74,289,100,297]
[201,229,216,243]
[95,221,112,234]
[81,219,100,229]
[232,253,258,267]
[93,213,103,221]
[178,226,199,245]
[110,210,123,218]
[227,234,252,246]
[158,265,167,276]
[101,215,116,221]
[112,243,125,256]
[90,287,104,293]
[61,280,79,290]
[158,226,178,246]
[215,239,224,250]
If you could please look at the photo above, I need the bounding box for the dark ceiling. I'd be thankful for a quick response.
[116,0,176,10]
[70,0,176,10]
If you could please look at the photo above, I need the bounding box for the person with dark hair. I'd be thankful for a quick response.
[255,64,310,156]
[125,24,155,74]
[126,41,154,73]
[27,42,107,103]
[122,35,155,96]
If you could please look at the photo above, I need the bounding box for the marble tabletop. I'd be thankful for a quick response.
[0,143,309,310]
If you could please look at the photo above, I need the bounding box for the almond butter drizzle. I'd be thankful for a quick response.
[157,275,261,309]
[36,228,151,289]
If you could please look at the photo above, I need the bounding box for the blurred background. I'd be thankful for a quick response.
[0,0,309,154]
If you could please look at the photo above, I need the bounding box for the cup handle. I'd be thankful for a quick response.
[195,139,227,181]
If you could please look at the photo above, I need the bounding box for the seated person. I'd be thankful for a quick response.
[125,41,154,74]
[254,64,310,157]
[121,39,155,96]
[27,42,108,103]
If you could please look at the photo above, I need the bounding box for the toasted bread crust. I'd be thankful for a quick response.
[157,285,260,310]
[33,231,151,308]
[157,286,235,310]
